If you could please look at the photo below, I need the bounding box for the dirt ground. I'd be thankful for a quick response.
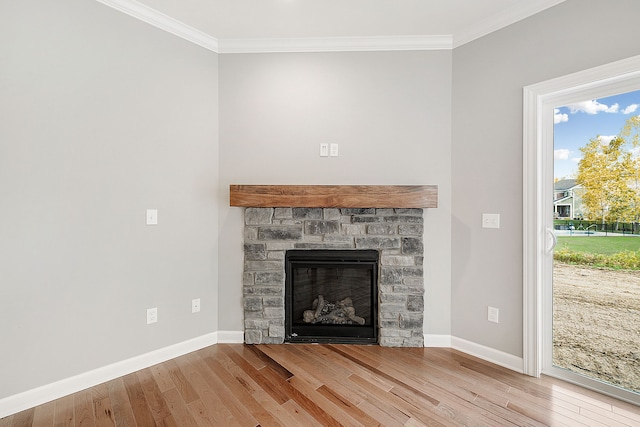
[553,263,640,393]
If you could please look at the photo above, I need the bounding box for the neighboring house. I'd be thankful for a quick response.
[554,179,585,219]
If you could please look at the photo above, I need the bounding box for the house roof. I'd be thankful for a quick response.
[554,179,579,191]
[554,195,573,204]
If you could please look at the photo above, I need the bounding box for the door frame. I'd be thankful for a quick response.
[523,55,640,402]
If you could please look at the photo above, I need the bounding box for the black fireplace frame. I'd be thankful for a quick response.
[284,249,379,344]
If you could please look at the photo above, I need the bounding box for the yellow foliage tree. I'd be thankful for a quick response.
[619,115,640,222]
[576,115,640,224]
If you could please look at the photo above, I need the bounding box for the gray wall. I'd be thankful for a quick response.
[218,51,453,337]
[0,0,219,398]
[452,0,640,357]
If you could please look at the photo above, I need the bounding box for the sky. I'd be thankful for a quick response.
[554,89,640,180]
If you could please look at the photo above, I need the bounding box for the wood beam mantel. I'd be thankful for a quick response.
[229,185,437,208]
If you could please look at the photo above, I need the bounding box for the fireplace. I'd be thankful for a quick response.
[285,249,378,344]
[240,207,426,347]
[231,184,436,347]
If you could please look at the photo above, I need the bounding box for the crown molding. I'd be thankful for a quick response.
[218,35,452,53]
[454,0,565,48]
[95,0,219,52]
[95,0,450,53]
[96,0,562,53]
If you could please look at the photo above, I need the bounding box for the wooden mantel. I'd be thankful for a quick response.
[229,185,437,208]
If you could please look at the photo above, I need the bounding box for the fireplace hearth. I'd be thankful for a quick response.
[285,249,378,344]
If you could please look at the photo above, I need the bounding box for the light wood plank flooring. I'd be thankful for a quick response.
[2,344,640,426]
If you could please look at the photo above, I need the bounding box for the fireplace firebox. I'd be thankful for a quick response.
[285,249,378,344]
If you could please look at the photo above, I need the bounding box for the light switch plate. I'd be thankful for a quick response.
[482,213,500,229]
[146,209,158,225]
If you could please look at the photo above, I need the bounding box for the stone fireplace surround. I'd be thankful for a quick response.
[242,207,425,347]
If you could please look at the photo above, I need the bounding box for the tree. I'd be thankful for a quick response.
[577,136,620,223]
[576,115,640,224]
[619,115,640,223]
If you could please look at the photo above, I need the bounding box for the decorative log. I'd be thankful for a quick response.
[315,311,349,324]
[313,295,325,319]
[302,295,365,325]
[344,306,366,325]
[303,310,316,323]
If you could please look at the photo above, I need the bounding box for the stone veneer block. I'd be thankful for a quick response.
[304,220,340,234]
[367,224,397,235]
[242,207,425,347]
[244,244,267,260]
[323,208,341,220]
[258,226,303,241]
[355,237,401,249]
[292,208,323,219]
[245,208,273,225]
[274,208,292,218]
[255,271,285,285]
[402,237,424,255]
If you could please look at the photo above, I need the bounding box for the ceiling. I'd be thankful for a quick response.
[98,0,566,52]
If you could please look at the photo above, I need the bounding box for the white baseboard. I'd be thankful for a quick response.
[424,334,452,347]
[216,330,244,343]
[0,332,219,418]
[451,336,524,373]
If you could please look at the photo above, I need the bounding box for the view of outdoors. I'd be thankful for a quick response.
[554,90,640,394]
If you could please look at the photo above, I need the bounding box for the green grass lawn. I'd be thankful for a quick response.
[557,236,640,255]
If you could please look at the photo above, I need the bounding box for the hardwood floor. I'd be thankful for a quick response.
[2,344,640,426]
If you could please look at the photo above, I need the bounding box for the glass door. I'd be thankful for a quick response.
[549,90,640,403]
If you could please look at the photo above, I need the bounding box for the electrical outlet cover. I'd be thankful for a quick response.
[482,213,500,229]
[488,306,499,323]
[147,307,158,324]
